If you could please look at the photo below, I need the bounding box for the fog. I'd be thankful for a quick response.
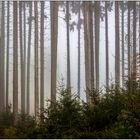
[1,2,124,114]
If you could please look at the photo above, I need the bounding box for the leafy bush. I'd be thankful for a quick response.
[41,90,83,138]
[0,78,140,138]
[4,126,18,139]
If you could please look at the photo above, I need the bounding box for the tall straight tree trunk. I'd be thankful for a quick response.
[94,1,100,90]
[50,1,58,102]
[19,1,25,114]
[0,1,5,111]
[83,2,94,103]
[13,1,18,123]
[40,1,44,110]
[0,2,1,111]
[139,2,140,83]
[89,2,94,89]
[26,1,32,115]
[121,1,124,86]
[77,2,81,99]
[115,1,120,84]
[23,2,26,72]
[6,1,10,111]
[105,1,109,90]
[23,2,26,113]
[66,1,71,94]
[128,2,131,77]
[132,1,136,80]
[34,1,39,120]
[83,2,90,103]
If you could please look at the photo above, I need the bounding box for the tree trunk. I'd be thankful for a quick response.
[50,1,58,102]
[132,1,136,80]
[66,1,71,94]
[83,2,94,103]
[77,1,81,99]
[19,1,25,114]
[128,2,131,77]
[0,1,5,111]
[26,1,32,115]
[121,1,124,86]
[6,1,10,111]
[40,1,44,111]
[34,1,39,120]
[83,2,90,103]
[23,2,26,113]
[139,2,140,83]
[13,1,18,123]
[89,2,94,90]
[105,1,109,90]
[115,1,120,84]
[94,1,100,90]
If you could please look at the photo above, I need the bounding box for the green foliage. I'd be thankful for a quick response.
[40,90,83,138]
[0,109,14,128]
[4,126,18,139]
[15,114,36,138]
[0,78,140,138]
[0,108,14,138]
[114,110,139,138]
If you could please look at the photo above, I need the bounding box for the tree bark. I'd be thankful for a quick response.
[6,1,10,111]
[19,1,25,114]
[50,1,58,102]
[0,1,5,111]
[77,1,81,99]
[89,2,94,90]
[128,2,131,77]
[34,1,39,120]
[26,1,32,115]
[115,1,120,84]
[13,1,18,123]
[132,1,137,80]
[66,1,71,94]
[83,2,90,103]
[23,2,26,113]
[94,1,100,90]
[105,1,109,90]
[121,1,124,85]
[139,2,140,83]
[40,1,44,111]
